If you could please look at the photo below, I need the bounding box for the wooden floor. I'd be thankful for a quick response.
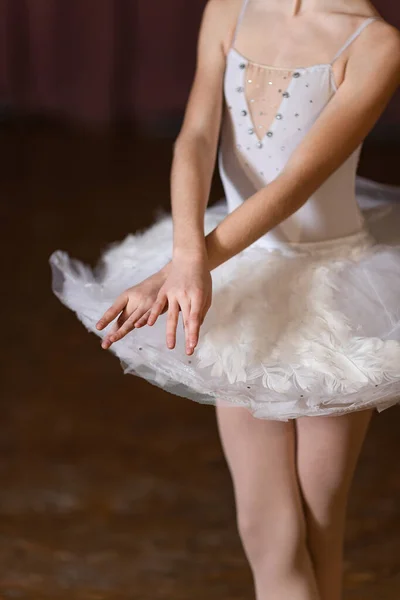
[1,119,399,599]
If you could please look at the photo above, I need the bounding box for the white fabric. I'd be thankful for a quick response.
[49,8,400,420]
[220,11,381,243]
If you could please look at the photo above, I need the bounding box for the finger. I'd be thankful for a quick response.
[177,295,192,353]
[117,308,130,329]
[147,293,168,326]
[166,298,180,349]
[110,320,121,335]
[101,308,129,349]
[96,295,127,330]
[106,314,138,345]
[134,309,151,328]
[105,303,150,347]
[101,335,114,350]
[186,295,204,354]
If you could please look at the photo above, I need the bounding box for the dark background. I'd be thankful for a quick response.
[0,0,399,132]
[0,2,399,599]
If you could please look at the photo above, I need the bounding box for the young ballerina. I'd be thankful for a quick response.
[50,0,400,598]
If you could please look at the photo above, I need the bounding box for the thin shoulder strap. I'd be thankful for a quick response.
[330,16,381,64]
[231,0,251,48]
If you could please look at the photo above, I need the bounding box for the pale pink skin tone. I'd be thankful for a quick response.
[96,2,399,598]
[97,0,399,356]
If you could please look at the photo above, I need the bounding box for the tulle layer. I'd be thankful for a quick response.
[49,177,400,420]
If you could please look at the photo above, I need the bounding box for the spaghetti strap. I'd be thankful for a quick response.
[330,16,381,64]
[230,0,251,48]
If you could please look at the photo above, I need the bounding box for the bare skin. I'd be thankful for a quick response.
[95,2,399,598]
[97,0,400,354]
[215,402,374,600]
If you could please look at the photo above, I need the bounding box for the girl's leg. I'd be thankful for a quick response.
[215,400,320,600]
[295,409,374,600]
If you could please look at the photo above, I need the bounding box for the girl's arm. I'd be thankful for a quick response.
[203,22,400,271]
[170,0,231,262]
[97,0,235,352]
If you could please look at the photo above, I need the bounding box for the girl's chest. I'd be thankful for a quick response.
[224,48,336,151]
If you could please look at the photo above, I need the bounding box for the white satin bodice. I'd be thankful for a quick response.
[218,8,381,245]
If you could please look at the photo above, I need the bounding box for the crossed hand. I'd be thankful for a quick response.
[96,257,212,356]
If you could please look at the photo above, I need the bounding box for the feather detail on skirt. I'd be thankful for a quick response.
[49,176,400,420]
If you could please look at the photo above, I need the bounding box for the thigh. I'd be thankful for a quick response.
[215,401,306,538]
[295,409,373,523]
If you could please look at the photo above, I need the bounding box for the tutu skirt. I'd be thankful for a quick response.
[49,176,400,420]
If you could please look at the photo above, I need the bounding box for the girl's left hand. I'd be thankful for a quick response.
[96,264,171,350]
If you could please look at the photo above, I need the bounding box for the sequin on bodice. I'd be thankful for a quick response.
[218,13,381,245]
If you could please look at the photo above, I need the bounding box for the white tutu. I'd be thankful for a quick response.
[49,176,400,421]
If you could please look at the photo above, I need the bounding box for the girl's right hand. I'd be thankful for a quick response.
[147,255,212,355]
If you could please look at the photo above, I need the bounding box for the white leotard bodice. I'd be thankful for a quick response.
[218,2,381,245]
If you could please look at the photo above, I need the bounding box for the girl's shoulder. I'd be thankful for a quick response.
[351,17,400,73]
[366,16,400,46]
[202,0,245,55]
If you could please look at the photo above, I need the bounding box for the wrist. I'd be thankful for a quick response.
[204,230,225,272]
[172,246,208,264]
[156,261,173,282]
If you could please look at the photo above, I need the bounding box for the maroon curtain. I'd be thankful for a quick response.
[0,0,203,125]
[0,0,399,126]
[2,0,117,122]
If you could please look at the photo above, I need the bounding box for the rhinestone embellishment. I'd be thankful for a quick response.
[282,91,290,98]
[236,86,244,92]
[248,128,254,134]
[241,109,247,116]
[266,131,273,138]
[239,63,246,69]
[256,141,263,148]
[293,72,301,78]
[276,113,283,120]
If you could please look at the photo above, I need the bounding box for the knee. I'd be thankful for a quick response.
[237,504,307,570]
[305,486,348,533]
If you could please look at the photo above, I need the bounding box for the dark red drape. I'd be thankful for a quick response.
[0,0,399,126]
